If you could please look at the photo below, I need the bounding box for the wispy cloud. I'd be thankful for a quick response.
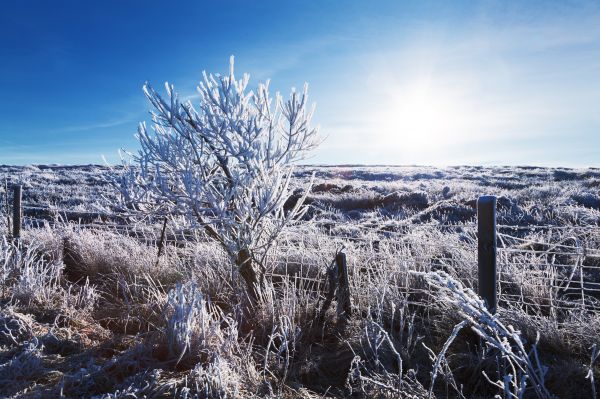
[51,115,138,133]
[308,3,600,166]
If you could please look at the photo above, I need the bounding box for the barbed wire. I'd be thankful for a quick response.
[497,225,600,233]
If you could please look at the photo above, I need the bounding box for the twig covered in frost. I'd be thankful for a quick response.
[423,320,468,398]
[415,270,554,399]
[0,308,34,347]
[344,303,428,397]
[587,343,600,399]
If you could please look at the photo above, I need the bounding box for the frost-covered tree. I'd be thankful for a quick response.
[117,57,319,301]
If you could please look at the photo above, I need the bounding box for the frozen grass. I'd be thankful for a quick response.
[0,221,598,398]
[0,165,599,397]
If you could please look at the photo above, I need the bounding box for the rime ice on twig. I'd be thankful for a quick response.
[114,57,319,299]
[416,270,554,399]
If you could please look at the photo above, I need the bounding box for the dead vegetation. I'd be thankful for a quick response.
[1,165,600,397]
[0,217,599,398]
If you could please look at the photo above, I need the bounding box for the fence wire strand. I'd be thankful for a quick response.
[6,200,600,319]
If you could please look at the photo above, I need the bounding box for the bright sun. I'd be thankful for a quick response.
[372,79,471,153]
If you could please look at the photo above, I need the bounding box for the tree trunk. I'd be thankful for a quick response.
[237,248,263,303]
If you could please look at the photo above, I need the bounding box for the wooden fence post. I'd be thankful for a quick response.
[155,216,168,267]
[336,251,352,319]
[12,185,22,244]
[4,179,10,235]
[477,195,497,314]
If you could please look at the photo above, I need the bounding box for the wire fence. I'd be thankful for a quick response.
[3,199,600,319]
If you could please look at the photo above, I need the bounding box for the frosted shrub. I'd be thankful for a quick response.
[161,283,253,396]
[116,57,319,300]
[11,248,63,308]
[1,238,99,315]
[164,283,238,367]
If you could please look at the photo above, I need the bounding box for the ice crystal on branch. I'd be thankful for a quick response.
[116,56,320,300]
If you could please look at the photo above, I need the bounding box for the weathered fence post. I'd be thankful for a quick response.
[477,195,497,314]
[155,216,168,267]
[4,179,10,235]
[12,185,22,244]
[336,251,352,319]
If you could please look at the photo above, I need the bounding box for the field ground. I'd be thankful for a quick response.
[1,164,600,398]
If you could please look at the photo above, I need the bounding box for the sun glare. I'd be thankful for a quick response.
[371,78,471,153]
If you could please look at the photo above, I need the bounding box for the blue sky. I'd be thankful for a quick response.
[1,1,599,167]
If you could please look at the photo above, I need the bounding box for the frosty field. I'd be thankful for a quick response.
[1,164,600,398]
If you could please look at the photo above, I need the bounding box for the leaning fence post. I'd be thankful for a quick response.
[155,216,169,267]
[12,185,22,244]
[477,195,497,314]
[336,251,352,319]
